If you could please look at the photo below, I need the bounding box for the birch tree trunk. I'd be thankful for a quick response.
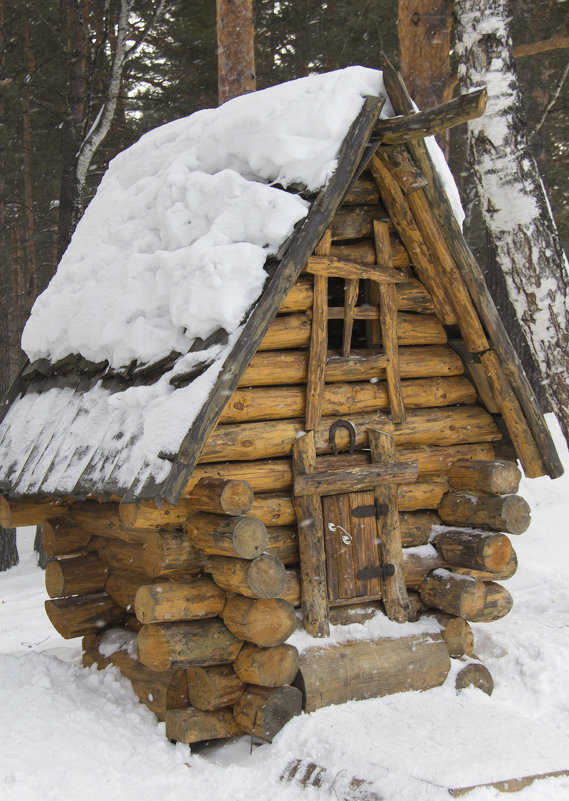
[455,0,569,450]
[216,0,256,104]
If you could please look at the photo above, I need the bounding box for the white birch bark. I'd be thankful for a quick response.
[455,0,569,450]
[73,0,167,226]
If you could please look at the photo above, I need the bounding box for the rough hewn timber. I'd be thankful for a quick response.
[185,664,245,711]
[438,491,531,535]
[222,595,296,647]
[233,684,303,742]
[137,618,243,671]
[185,513,267,560]
[204,553,286,599]
[165,708,241,743]
[374,88,487,144]
[292,431,329,637]
[449,459,521,495]
[134,577,226,624]
[233,642,300,687]
[45,593,124,639]
[295,634,450,712]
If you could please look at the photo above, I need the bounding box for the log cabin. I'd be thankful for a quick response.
[0,61,563,746]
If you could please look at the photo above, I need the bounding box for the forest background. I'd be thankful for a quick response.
[0,0,567,401]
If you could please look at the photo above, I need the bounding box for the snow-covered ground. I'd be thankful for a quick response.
[1,415,568,800]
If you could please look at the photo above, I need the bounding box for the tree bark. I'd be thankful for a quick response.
[455,0,569,449]
[0,527,18,571]
[216,0,256,104]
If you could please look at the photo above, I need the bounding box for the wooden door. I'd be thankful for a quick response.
[322,490,384,602]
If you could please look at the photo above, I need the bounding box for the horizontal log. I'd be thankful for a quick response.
[419,570,486,618]
[187,477,253,516]
[165,708,241,743]
[45,593,124,639]
[473,581,514,622]
[331,204,390,240]
[97,539,148,575]
[142,530,206,578]
[42,517,92,557]
[185,665,245,711]
[247,494,296,526]
[134,577,226,624]
[205,553,286,599]
[185,513,267,560]
[399,512,439,547]
[278,570,301,607]
[220,375,476,424]
[119,500,192,530]
[0,496,68,528]
[374,88,487,144]
[331,237,410,270]
[199,406,501,463]
[257,313,311,350]
[293,461,418,497]
[45,553,109,598]
[431,529,513,573]
[278,276,436,316]
[185,441,495,496]
[451,547,518,582]
[137,618,243,671]
[240,344,463,387]
[233,684,303,742]
[438,492,531,535]
[264,526,299,565]
[449,459,521,495]
[295,634,450,712]
[403,549,446,589]
[419,569,513,621]
[342,175,382,206]
[222,595,296,647]
[278,276,314,314]
[233,642,300,687]
[304,255,406,282]
[105,570,152,611]
[70,502,155,543]
[257,311,447,352]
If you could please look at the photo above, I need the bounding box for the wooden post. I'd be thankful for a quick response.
[373,220,406,422]
[305,230,331,430]
[369,151,455,325]
[367,428,410,622]
[292,431,329,636]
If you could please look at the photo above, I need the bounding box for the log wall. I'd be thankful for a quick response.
[9,166,535,747]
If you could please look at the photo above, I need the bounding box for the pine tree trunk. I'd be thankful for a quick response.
[216,0,256,104]
[0,527,18,571]
[455,0,569,449]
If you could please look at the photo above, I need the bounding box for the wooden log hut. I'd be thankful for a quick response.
[0,62,563,746]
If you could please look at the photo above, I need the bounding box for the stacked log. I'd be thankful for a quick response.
[25,154,541,747]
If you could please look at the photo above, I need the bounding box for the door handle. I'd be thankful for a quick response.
[328,521,352,545]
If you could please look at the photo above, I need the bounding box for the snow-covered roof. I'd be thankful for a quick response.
[0,67,391,502]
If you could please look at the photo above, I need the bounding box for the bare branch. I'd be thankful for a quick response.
[125,0,168,61]
[530,57,569,141]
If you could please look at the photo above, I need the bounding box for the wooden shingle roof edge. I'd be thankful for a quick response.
[380,55,563,480]
[134,95,385,506]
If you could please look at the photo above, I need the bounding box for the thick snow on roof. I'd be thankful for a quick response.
[3,67,399,495]
[22,66,387,369]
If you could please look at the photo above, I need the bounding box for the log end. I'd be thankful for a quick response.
[455,659,494,696]
[233,517,268,560]
[137,624,171,671]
